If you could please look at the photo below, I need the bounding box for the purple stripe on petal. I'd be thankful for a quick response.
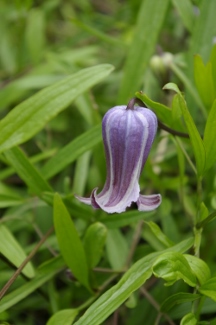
[137,194,162,211]
[75,101,161,214]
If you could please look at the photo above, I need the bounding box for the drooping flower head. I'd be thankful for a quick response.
[75,98,161,213]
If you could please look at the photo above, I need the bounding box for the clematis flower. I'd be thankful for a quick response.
[75,98,161,214]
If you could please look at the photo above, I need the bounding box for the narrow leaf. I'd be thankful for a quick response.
[145,221,174,248]
[106,229,129,269]
[83,222,107,269]
[47,309,79,325]
[161,293,201,313]
[203,99,216,170]
[0,256,64,313]
[135,91,173,125]
[42,124,101,179]
[53,193,90,290]
[171,0,194,32]
[118,0,169,102]
[4,147,53,196]
[0,224,35,278]
[163,83,205,176]
[73,238,193,325]
[0,64,113,153]
[194,55,216,109]
[101,210,154,229]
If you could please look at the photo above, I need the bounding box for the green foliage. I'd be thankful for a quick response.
[53,194,90,290]
[0,1,216,324]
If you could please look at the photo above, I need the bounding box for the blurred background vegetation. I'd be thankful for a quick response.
[1,0,216,324]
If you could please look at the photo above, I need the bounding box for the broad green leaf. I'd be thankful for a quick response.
[135,92,173,125]
[163,83,206,177]
[160,293,201,313]
[0,64,113,153]
[180,313,197,325]
[152,252,197,287]
[145,221,174,248]
[47,309,79,325]
[4,147,53,197]
[203,99,216,170]
[199,277,216,302]
[53,193,90,290]
[73,238,193,325]
[118,0,169,102]
[194,55,216,109]
[106,229,129,269]
[184,254,211,285]
[42,124,102,179]
[83,222,107,269]
[0,224,35,278]
[0,256,64,313]
[171,0,194,32]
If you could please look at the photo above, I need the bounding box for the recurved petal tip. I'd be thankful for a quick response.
[137,194,162,211]
[74,194,92,205]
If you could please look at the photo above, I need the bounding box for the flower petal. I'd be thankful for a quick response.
[137,194,162,211]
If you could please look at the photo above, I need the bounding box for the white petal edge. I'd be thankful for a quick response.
[74,195,91,205]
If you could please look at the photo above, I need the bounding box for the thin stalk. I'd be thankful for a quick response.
[0,226,54,300]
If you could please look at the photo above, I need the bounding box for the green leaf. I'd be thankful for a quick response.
[210,45,216,91]
[145,221,174,248]
[0,256,64,313]
[184,254,211,285]
[194,55,216,109]
[118,0,169,102]
[0,224,35,278]
[46,309,79,325]
[101,210,154,228]
[163,83,206,177]
[83,222,107,269]
[0,64,113,153]
[25,9,45,64]
[106,229,129,269]
[199,277,216,302]
[4,147,53,197]
[0,182,24,207]
[135,92,173,125]
[189,0,216,64]
[73,238,193,325]
[169,62,206,116]
[53,193,90,290]
[171,0,194,32]
[180,313,197,325]
[152,252,197,287]
[160,293,201,313]
[203,99,216,170]
[42,124,101,180]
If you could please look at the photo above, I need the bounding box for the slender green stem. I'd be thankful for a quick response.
[196,210,216,229]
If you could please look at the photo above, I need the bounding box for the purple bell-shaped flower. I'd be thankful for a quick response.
[75,98,161,214]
